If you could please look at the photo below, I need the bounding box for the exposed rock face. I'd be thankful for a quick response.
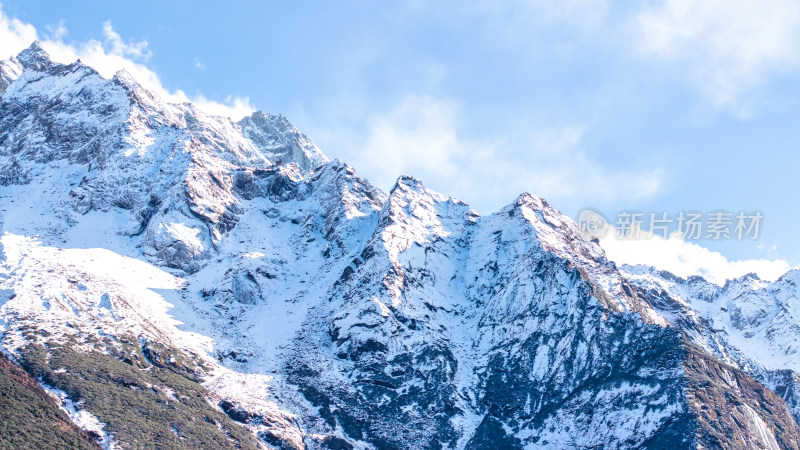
[684,345,800,450]
[624,264,800,428]
[0,56,22,94]
[240,112,329,171]
[1,42,799,448]
[0,43,326,272]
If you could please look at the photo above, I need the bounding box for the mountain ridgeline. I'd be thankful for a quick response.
[0,42,799,449]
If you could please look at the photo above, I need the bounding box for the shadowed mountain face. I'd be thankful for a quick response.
[0,42,798,449]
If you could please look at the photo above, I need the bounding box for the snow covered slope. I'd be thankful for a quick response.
[1,42,799,449]
[623,264,800,429]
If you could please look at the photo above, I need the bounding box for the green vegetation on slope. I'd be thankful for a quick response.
[0,350,99,450]
[14,328,262,449]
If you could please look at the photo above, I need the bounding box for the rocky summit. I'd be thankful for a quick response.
[1,42,799,449]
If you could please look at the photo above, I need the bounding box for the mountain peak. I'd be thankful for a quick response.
[514,192,548,211]
[238,111,328,171]
[16,41,52,71]
[386,174,453,206]
[391,174,425,192]
[112,69,160,107]
[112,69,137,87]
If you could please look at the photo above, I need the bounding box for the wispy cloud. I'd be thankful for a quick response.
[429,0,800,117]
[339,94,664,213]
[0,4,36,57]
[192,95,254,121]
[101,20,151,61]
[0,5,254,120]
[601,231,792,285]
[45,19,67,41]
[634,0,800,116]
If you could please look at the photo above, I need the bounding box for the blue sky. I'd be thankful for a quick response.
[1,0,799,282]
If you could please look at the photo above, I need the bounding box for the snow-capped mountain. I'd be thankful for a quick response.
[1,42,799,449]
[623,265,800,428]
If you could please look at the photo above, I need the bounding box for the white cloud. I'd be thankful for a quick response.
[347,94,664,213]
[601,231,792,285]
[101,20,151,61]
[192,94,254,120]
[0,5,36,59]
[634,0,800,114]
[0,5,254,120]
[45,19,67,41]
[358,95,461,181]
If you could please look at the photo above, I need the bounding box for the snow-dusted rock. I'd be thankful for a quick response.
[1,41,799,449]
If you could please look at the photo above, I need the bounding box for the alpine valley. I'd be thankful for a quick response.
[1,42,799,449]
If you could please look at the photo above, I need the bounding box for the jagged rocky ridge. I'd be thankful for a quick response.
[0,42,799,449]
